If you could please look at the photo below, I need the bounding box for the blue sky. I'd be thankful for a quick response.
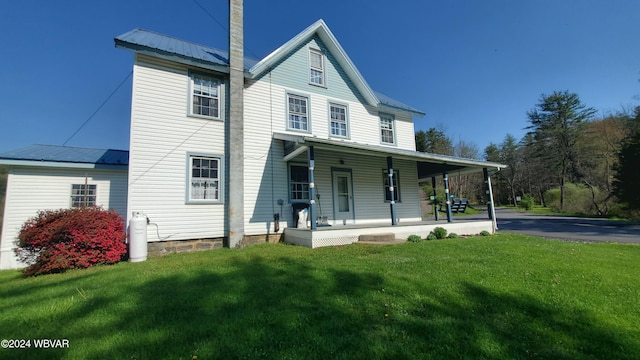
[1,0,639,155]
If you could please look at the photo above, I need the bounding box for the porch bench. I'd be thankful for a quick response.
[438,198,469,214]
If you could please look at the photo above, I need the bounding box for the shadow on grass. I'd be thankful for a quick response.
[7,255,639,359]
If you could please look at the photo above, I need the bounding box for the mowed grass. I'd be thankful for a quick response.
[1,234,639,359]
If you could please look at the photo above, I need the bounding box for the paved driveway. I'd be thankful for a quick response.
[494,208,640,244]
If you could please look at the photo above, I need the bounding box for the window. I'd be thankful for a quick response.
[191,74,221,118]
[330,103,348,137]
[380,113,395,144]
[287,94,309,131]
[71,184,96,207]
[309,49,325,86]
[289,165,309,201]
[189,156,220,202]
[383,170,400,202]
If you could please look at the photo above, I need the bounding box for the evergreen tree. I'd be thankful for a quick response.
[614,107,640,209]
[527,91,596,210]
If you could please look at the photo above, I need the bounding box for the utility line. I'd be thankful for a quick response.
[62,71,133,146]
[190,0,261,59]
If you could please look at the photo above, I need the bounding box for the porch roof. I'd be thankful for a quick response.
[273,133,506,180]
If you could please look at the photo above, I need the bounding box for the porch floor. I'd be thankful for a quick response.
[283,215,495,248]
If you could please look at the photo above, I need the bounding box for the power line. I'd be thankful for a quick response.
[190,0,260,59]
[62,71,133,146]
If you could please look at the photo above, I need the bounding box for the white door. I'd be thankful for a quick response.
[332,171,354,224]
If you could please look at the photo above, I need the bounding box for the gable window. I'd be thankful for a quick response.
[289,164,309,201]
[188,155,221,202]
[380,113,395,145]
[287,94,310,132]
[191,73,221,118]
[330,103,348,137]
[309,49,325,86]
[383,170,400,202]
[71,184,96,207]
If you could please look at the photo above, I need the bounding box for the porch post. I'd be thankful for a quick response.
[483,167,498,232]
[443,172,452,223]
[387,156,398,225]
[308,146,317,230]
[431,176,439,221]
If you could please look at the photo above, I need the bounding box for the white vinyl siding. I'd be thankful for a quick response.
[241,35,421,235]
[127,54,226,242]
[0,167,128,270]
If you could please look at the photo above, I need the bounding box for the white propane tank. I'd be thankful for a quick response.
[129,211,148,262]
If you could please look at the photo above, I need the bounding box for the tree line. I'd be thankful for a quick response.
[416,90,640,219]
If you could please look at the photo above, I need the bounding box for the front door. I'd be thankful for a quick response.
[332,170,354,225]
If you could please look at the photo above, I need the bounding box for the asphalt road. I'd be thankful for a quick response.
[494,208,640,244]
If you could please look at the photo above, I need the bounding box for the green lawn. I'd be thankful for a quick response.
[1,234,639,359]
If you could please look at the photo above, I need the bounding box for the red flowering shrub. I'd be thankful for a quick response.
[15,207,127,276]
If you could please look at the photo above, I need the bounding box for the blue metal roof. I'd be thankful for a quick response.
[115,28,423,116]
[115,28,259,70]
[374,91,424,116]
[0,145,129,167]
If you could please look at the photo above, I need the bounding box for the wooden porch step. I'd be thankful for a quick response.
[358,233,396,242]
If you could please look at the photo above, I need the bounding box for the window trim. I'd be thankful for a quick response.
[288,163,310,203]
[328,102,350,138]
[185,152,225,204]
[383,169,401,203]
[379,113,396,145]
[70,183,97,208]
[308,48,326,87]
[188,71,225,120]
[286,92,311,133]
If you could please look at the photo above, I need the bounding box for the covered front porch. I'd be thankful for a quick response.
[284,217,494,248]
[274,132,506,248]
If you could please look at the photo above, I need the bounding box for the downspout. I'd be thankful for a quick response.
[228,0,244,247]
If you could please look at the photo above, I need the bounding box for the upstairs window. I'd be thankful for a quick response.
[380,113,395,145]
[71,184,97,207]
[191,74,221,119]
[287,94,310,132]
[330,103,348,137]
[309,49,325,86]
[189,156,220,202]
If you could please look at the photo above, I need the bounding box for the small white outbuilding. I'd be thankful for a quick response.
[0,145,128,270]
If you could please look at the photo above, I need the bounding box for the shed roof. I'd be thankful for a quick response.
[0,145,129,170]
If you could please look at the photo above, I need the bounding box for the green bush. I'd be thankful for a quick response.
[407,235,422,243]
[432,227,448,239]
[544,183,598,214]
[426,233,438,241]
[447,233,458,239]
[479,230,491,236]
[518,194,535,210]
